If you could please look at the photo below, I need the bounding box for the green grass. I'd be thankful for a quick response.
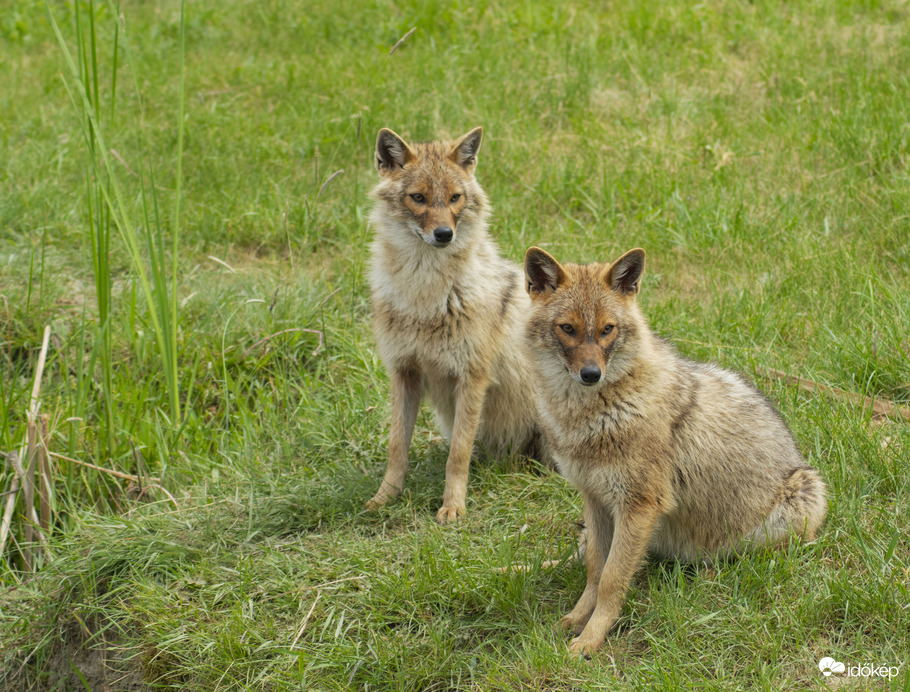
[1,0,909,689]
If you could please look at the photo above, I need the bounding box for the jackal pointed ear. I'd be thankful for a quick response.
[605,248,646,296]
[525,247,567,298]
[449,127,483,171]
[376,128,414,174]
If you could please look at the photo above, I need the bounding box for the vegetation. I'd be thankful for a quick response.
[1,0,907,689]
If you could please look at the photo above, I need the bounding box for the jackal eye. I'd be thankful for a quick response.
[410,193,426,203]
[449,193,462,203]
[559,324,575,335]
[601,325,615,336]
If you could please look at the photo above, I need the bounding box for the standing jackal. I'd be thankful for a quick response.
[524,246,827,656]
[366,127,547,523]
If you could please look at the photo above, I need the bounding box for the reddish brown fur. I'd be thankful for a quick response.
[373,129,482,249]
[524,247,827,656]
[366,128,548,523]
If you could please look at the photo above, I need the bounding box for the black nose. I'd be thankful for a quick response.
[433,227,453,244]
[579,365,601,385]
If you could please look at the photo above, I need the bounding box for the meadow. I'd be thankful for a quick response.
[1,0,908,689]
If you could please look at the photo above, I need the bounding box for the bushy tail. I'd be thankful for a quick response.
[742,466,827,548]
[753,466,828,545]
[780,466,828,540]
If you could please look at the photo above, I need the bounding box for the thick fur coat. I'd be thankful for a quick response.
[366,127,547,523]
[524,246,827,655]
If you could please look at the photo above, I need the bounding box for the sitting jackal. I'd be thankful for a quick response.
[524,246,827,655]
[366,127,548,523]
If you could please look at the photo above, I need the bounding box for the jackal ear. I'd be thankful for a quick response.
[605,248,646,296]
[449,127,483,171]
[376,128,414,174]
[525,247,567,298]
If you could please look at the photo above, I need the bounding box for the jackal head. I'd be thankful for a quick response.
[524,247,646,387]
[371,127,487,249]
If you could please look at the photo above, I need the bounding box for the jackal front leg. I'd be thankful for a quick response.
[367,367,421,510]
[569,503,660,657]
[437,370,489,524]
[560,495,614,634]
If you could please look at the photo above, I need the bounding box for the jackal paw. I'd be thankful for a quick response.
[558,614,587,635]
[559,615,585,634]
[436,503,466,524]
[366,492,394,511]
[568,634,603,658]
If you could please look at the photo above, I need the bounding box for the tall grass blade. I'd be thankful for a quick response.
[45,0,186,424]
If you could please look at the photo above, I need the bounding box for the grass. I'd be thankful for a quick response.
[1,0,909,689]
